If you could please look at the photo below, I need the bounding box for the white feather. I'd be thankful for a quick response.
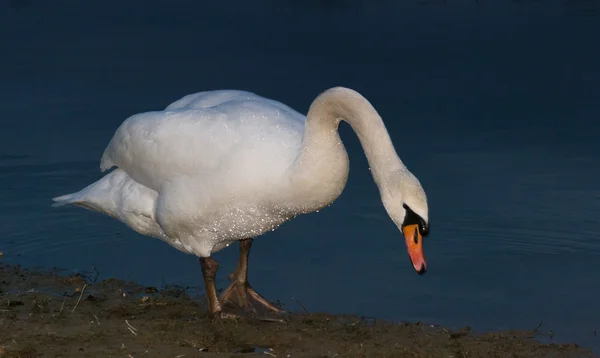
[53,87,429,258]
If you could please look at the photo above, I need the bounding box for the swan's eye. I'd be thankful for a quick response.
[402,204,429,237]
[420,223,429,237]
[402,204,427,232]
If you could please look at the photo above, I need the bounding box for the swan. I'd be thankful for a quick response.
[52,86,430,317]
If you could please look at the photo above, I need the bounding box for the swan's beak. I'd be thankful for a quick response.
[402,224,426,275]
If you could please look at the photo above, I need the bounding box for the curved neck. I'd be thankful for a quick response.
[289,87,406,209]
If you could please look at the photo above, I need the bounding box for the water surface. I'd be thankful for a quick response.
[1,0,599,352]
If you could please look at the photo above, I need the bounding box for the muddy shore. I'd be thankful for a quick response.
[0,263,594,357]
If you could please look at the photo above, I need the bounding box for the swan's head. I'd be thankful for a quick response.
[381,169,429,275]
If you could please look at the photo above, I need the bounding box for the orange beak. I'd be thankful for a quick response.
[402,224,426,275]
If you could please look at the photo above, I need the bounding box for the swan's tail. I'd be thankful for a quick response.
[51,192,82,207]
[51,186,107,213]
[51,171,120,213]
[51,169,166,240]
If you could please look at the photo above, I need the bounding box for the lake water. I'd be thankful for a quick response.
[1,0,599,352]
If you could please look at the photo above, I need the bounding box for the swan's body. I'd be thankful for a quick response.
[54,90,349,256]
[53,87,430,317]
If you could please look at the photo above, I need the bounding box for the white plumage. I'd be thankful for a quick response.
[53,87,429,262]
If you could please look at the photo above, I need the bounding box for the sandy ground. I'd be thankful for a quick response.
[0,263,594,358]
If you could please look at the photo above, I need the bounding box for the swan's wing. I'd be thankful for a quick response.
[52,169,165,239]
[164,90,266,110]
[100,92,306,191]
[164,90,303,116]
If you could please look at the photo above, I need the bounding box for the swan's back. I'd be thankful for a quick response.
[100,90,306,192]
[165,90,271,111]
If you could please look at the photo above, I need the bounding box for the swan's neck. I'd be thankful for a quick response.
[288,87,406,212]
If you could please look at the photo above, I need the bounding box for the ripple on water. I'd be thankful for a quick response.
[0,161,128,258]
[428,146,600,257]
[441,220,600,256]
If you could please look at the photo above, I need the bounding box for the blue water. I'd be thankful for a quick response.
[1,0,599,352]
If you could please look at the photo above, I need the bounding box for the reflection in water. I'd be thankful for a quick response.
[0,0,599,352]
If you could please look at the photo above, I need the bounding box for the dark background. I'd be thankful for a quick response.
[1,0,599,352]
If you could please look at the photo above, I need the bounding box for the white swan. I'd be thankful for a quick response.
[52,87,430,317]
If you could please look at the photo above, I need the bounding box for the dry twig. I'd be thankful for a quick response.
[126,320,139,336]
[291,296,309,314]
[72,284,87,312]
[59,297,66,313]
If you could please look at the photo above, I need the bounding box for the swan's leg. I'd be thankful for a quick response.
[199,256,222,316]
[220,238,284,314]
